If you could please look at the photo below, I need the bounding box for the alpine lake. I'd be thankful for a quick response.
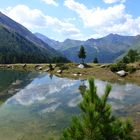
[0,69,140,140]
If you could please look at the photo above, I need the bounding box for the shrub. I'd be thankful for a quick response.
[110,62,136,73]
[121,49,140,64]
[110,62,126,72]
[59,65,69,71]
[125,66,136,73]
[61,79,133,140]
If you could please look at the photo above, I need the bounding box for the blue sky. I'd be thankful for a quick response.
[0,0,140,41]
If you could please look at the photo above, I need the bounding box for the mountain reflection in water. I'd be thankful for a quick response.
[0,70,140,140]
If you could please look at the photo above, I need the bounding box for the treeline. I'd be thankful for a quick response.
[110,49,140,72]
[121,49,140,64]
[0,26,69,64]
[0,52,69,64]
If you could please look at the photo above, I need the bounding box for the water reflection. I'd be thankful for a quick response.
[5,74,78,106]
[49,73,53,80]
[0,70,38,104]
[79,80,87,96]
[0,70,140,140]
[3,73,140,111]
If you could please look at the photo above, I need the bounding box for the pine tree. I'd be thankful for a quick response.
[93,57,99,63]
[61,79,133,140]
[49,63,53,71]
[78,46,86,64]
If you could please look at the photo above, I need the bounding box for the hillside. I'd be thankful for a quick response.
[35,33,61,50]
[115,35,140,61]
[0,25,51,63]
[132,35,140,51]
[36,33,140,63]
[0,12,67,63]
[35,33,84,51]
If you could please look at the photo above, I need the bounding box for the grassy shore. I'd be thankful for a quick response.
[0,62,140,85]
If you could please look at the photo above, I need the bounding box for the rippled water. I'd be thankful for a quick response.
[0,70,140,140]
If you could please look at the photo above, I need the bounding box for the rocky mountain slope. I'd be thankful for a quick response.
[35,33,140,63]
[0,12,67,63]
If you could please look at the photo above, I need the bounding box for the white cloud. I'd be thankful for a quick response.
[4,5,47,28]
[64,0,140,38]
[103,0,126,4]
[64,0,126,28]
[3,5,82,39]
[41,0,58,6]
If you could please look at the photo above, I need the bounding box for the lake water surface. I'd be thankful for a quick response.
[0,70,140,140]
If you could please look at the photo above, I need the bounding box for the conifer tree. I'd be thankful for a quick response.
[49,63,53,71]
[93,57,99,63]
[61,79,133,140]
[78,46,86,64]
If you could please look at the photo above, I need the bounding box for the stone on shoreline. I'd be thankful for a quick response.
[23,64,27,68]
[38,66,42,70]
[116,70,127,77]
[100,65,106,68]
[57,70,62,74]
[78,64,85,69]
[44,68,50,72]
[7,65,11,68]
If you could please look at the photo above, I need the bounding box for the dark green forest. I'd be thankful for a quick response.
[0,25,68,64]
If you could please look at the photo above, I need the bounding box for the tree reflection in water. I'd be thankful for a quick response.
[49,73,53,80]
[79,80,87,96]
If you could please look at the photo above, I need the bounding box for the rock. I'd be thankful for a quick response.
[35,65,40,69]
[78,64,85,69]
[38,66,42,70]
[7,65,11,68]
[77,72,82,76]
[73,72,82,76]
[57,70,62,74]
[23,64,27,68]
[100,65,106,68]
[53,64,57,69]
[73,73,78,76]
[116,70,127,77]
[44,68,50,72]
[12,80,22,86]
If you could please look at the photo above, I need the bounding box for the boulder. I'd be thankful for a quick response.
[73,73,78,76]
[44,68,50,72]
[73,72,82,76]
[38,66,42,70]
[35,64,40,68]
[100,65,106,68]
[23,64,27,68]
[116,70,127,77]
[7,65,11,68]
[57,70,62,74]
[78,64,85,69]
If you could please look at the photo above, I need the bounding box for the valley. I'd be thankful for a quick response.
[0,2,140,139]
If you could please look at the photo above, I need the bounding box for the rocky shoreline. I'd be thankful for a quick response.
[0,63,140,85]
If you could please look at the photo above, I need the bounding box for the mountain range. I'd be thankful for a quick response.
[0,11,140,64]
[0,12,67,63]
[35,33,140,63]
